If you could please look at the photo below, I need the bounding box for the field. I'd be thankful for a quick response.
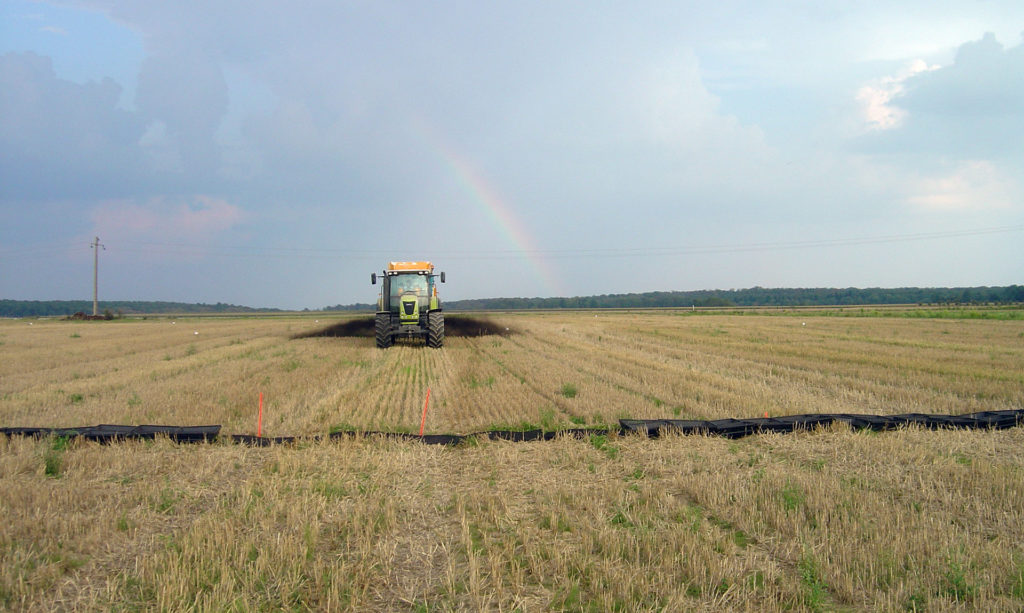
[2,311,1023,611]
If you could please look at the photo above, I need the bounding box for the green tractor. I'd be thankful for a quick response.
[371,261,445,348]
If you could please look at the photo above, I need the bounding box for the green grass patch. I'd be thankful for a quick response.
[560,383,578,398]
[467,375,495,389]
[313,480,350,500]
[44,436,70,477]
[153,488,179,514]
[952,453,972,466]
[539,408,559,431]
[486,420,542,432]
[939,558,977,602]
[588,434,619,459]
[44,452,62,477]
[609,508,636,529]
[328,422,358,434]
[797,551,830,611]
[817,307,1024,320]
[779,481,805,512]
[904,591,927,611]
[1012,555,1024,599]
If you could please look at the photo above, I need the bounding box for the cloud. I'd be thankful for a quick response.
[137,120,183,173]
[858,33,1024,159]
[857,59,939,130]
[135,51,229,177]
[899,32,1024,117]
[904,160,1020,211]
[0,51,145,199]
[91,195,245,238]
[6,3,1024,305]
[0,46,232,201]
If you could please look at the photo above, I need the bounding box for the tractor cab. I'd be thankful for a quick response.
[370,262,446,348]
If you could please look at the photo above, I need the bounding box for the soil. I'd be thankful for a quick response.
[291,314,516,339]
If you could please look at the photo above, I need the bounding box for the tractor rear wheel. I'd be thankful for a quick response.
[375,313,393,348]
[427,311,444,348]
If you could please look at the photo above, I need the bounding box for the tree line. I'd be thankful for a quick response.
[0,300,281,318]
[4,286,1021,317]
[325,285,1024,312]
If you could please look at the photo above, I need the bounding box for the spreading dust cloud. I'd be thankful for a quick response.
[292,315,516,339]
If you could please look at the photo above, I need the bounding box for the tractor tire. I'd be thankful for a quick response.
[427,311,444,348]
[375,313,393,348]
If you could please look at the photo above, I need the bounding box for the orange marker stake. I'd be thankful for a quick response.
[258,392,264,437]
[419,388,431,437]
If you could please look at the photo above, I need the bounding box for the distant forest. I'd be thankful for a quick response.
[3,286,1022,317]
[0,300,282,318]
[327,285,1024,312]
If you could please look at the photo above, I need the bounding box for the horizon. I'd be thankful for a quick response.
[4,283,1021,313]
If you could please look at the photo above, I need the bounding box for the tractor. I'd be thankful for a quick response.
[371,261,445,348]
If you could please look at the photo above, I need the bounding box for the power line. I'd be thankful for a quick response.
[105,223,1024,260]
[0,243,91,262]
[2,224,1020,265]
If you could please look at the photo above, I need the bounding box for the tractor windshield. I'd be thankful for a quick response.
[390,274,429,300]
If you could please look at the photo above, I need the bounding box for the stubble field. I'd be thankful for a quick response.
[2,311,1023,611]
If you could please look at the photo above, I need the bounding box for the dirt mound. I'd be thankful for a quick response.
[66,312,108,321]
[444,315,515,337]
[292,315,515,339]
[292,318,374,338]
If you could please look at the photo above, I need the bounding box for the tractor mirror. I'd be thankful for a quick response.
[440,272,446,283]
[371,273,377,285]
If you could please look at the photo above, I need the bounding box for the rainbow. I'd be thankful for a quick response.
[425,133,562,296]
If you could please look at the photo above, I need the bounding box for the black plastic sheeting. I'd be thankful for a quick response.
[620,409,1024,439]
[0,424,605,446]
[2,410,1021,446]
[0,424,220,443]
[230,428,608,447]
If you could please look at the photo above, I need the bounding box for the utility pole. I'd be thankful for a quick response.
[91,237,105,316]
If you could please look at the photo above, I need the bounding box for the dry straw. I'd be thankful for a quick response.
[2,312,1023,610]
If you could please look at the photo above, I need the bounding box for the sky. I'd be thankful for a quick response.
[1,1,1022,309]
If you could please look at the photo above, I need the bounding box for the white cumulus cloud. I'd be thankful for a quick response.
[857,59,939,130]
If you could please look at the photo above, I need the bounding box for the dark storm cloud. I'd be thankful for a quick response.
[0,51,145,199]
[135,52,229,179]
[900,33,1024,117]
[865,33,1024,159]
[1,48,234,202]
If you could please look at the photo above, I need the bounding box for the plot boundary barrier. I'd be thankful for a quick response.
[619,409,1024,439]
[2,410,1021,446]
[0,424,220,443]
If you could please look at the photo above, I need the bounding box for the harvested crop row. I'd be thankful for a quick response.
[2,313,1022,434]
